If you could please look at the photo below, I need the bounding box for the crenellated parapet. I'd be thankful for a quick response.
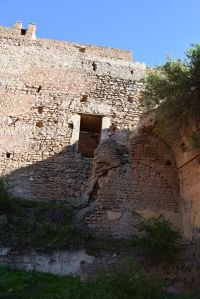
[0,21,36,40]
[0,21,133,61]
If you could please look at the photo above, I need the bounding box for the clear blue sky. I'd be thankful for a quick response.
[1,0,200,66]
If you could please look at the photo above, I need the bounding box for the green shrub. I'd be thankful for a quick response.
[102,260,165,299]
[0,264,198,299]
[24,222,92,248]
[0,178,92,249]
[133,217,183,264]
[0,263,164,299]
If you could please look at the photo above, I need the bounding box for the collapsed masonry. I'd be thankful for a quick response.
[0,22,199,240]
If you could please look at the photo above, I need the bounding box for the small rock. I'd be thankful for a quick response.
[107,211,122,221]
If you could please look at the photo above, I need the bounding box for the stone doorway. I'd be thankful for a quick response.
[78,114,103,157]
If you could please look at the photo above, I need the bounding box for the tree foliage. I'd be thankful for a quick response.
[141,44,200,145]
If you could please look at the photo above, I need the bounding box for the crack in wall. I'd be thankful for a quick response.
[74,158,129,221]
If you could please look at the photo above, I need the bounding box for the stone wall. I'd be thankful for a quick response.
[174,139,200,240]
[0,22,184,239]
[0,247,95,278]
[0,22,145,205]
[80,132,182,238]
[0,22,36,40]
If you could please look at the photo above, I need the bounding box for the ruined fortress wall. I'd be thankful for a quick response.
[0,23,185,240]
[0,23,146,204]
[82,133,182,238]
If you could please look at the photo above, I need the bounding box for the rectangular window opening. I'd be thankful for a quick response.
[78,114,102,158]
[21,29,27,35]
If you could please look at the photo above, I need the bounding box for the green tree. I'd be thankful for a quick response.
[141,44,200,146]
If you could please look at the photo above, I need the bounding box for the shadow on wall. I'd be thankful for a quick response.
[2,128,131,205]
[2,128,182,238]
[4,141,93,206]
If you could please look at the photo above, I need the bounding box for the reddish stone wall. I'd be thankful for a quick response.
[82,133,182,238]
[0,23,145,205]
[0,23,184,239]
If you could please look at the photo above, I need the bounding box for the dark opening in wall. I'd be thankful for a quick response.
[128,96,134,103]
[130,70,133,74]
[92,62,97,71]
[68,121,74,129]
[21,29,27,35]
[80,95,88,102]
[6,152,11,158]
[36,121,44,128]
[37,106,44,114]
[78,114,102,158]
[37,85,42,93]
[165,160,172,166]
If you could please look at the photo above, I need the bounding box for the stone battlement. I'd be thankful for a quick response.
[0,21,132,62]
[0,21,36,40]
